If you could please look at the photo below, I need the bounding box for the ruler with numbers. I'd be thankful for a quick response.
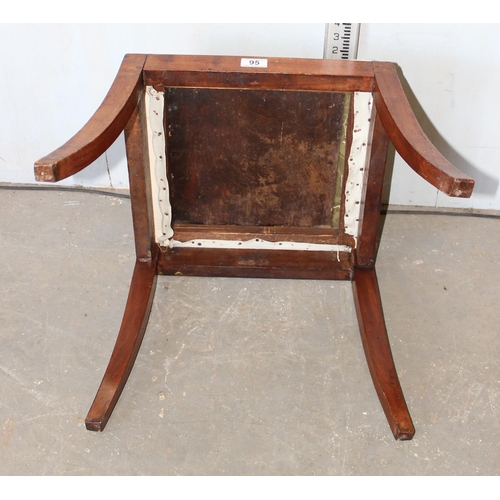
[324,23,360,60]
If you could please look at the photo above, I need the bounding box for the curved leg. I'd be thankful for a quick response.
[85,257,158,431]
[34,54,147,183]
[352,267,415,440]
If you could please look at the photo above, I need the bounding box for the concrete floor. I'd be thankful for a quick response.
[1,186,500,475]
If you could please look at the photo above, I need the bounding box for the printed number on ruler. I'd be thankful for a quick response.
[324,23,360,60]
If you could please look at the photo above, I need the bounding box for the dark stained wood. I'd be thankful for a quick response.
[352,267,415,440]
[34,54,147,182]
[85,254,158,431]
[158,247,353,280]
[355,110,390,268]
[144,54,375,92]
[166,88,345,227]
[373,62,474,198]
[171,224,347,245]
[33,54,476,438]
[124,95,155,261]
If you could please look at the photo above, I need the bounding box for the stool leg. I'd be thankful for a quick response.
[85,257,158,431]
[352,267,415,440]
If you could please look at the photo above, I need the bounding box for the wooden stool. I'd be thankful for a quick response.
[35,55,474,439]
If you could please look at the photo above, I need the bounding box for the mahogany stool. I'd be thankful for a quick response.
[35,54,474,439]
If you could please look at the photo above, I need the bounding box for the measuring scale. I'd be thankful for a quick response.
[324,23,360,60]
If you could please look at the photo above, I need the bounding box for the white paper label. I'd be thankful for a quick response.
[240,58,268,68]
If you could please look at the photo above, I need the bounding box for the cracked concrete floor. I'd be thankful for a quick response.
[1,186,500,475]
